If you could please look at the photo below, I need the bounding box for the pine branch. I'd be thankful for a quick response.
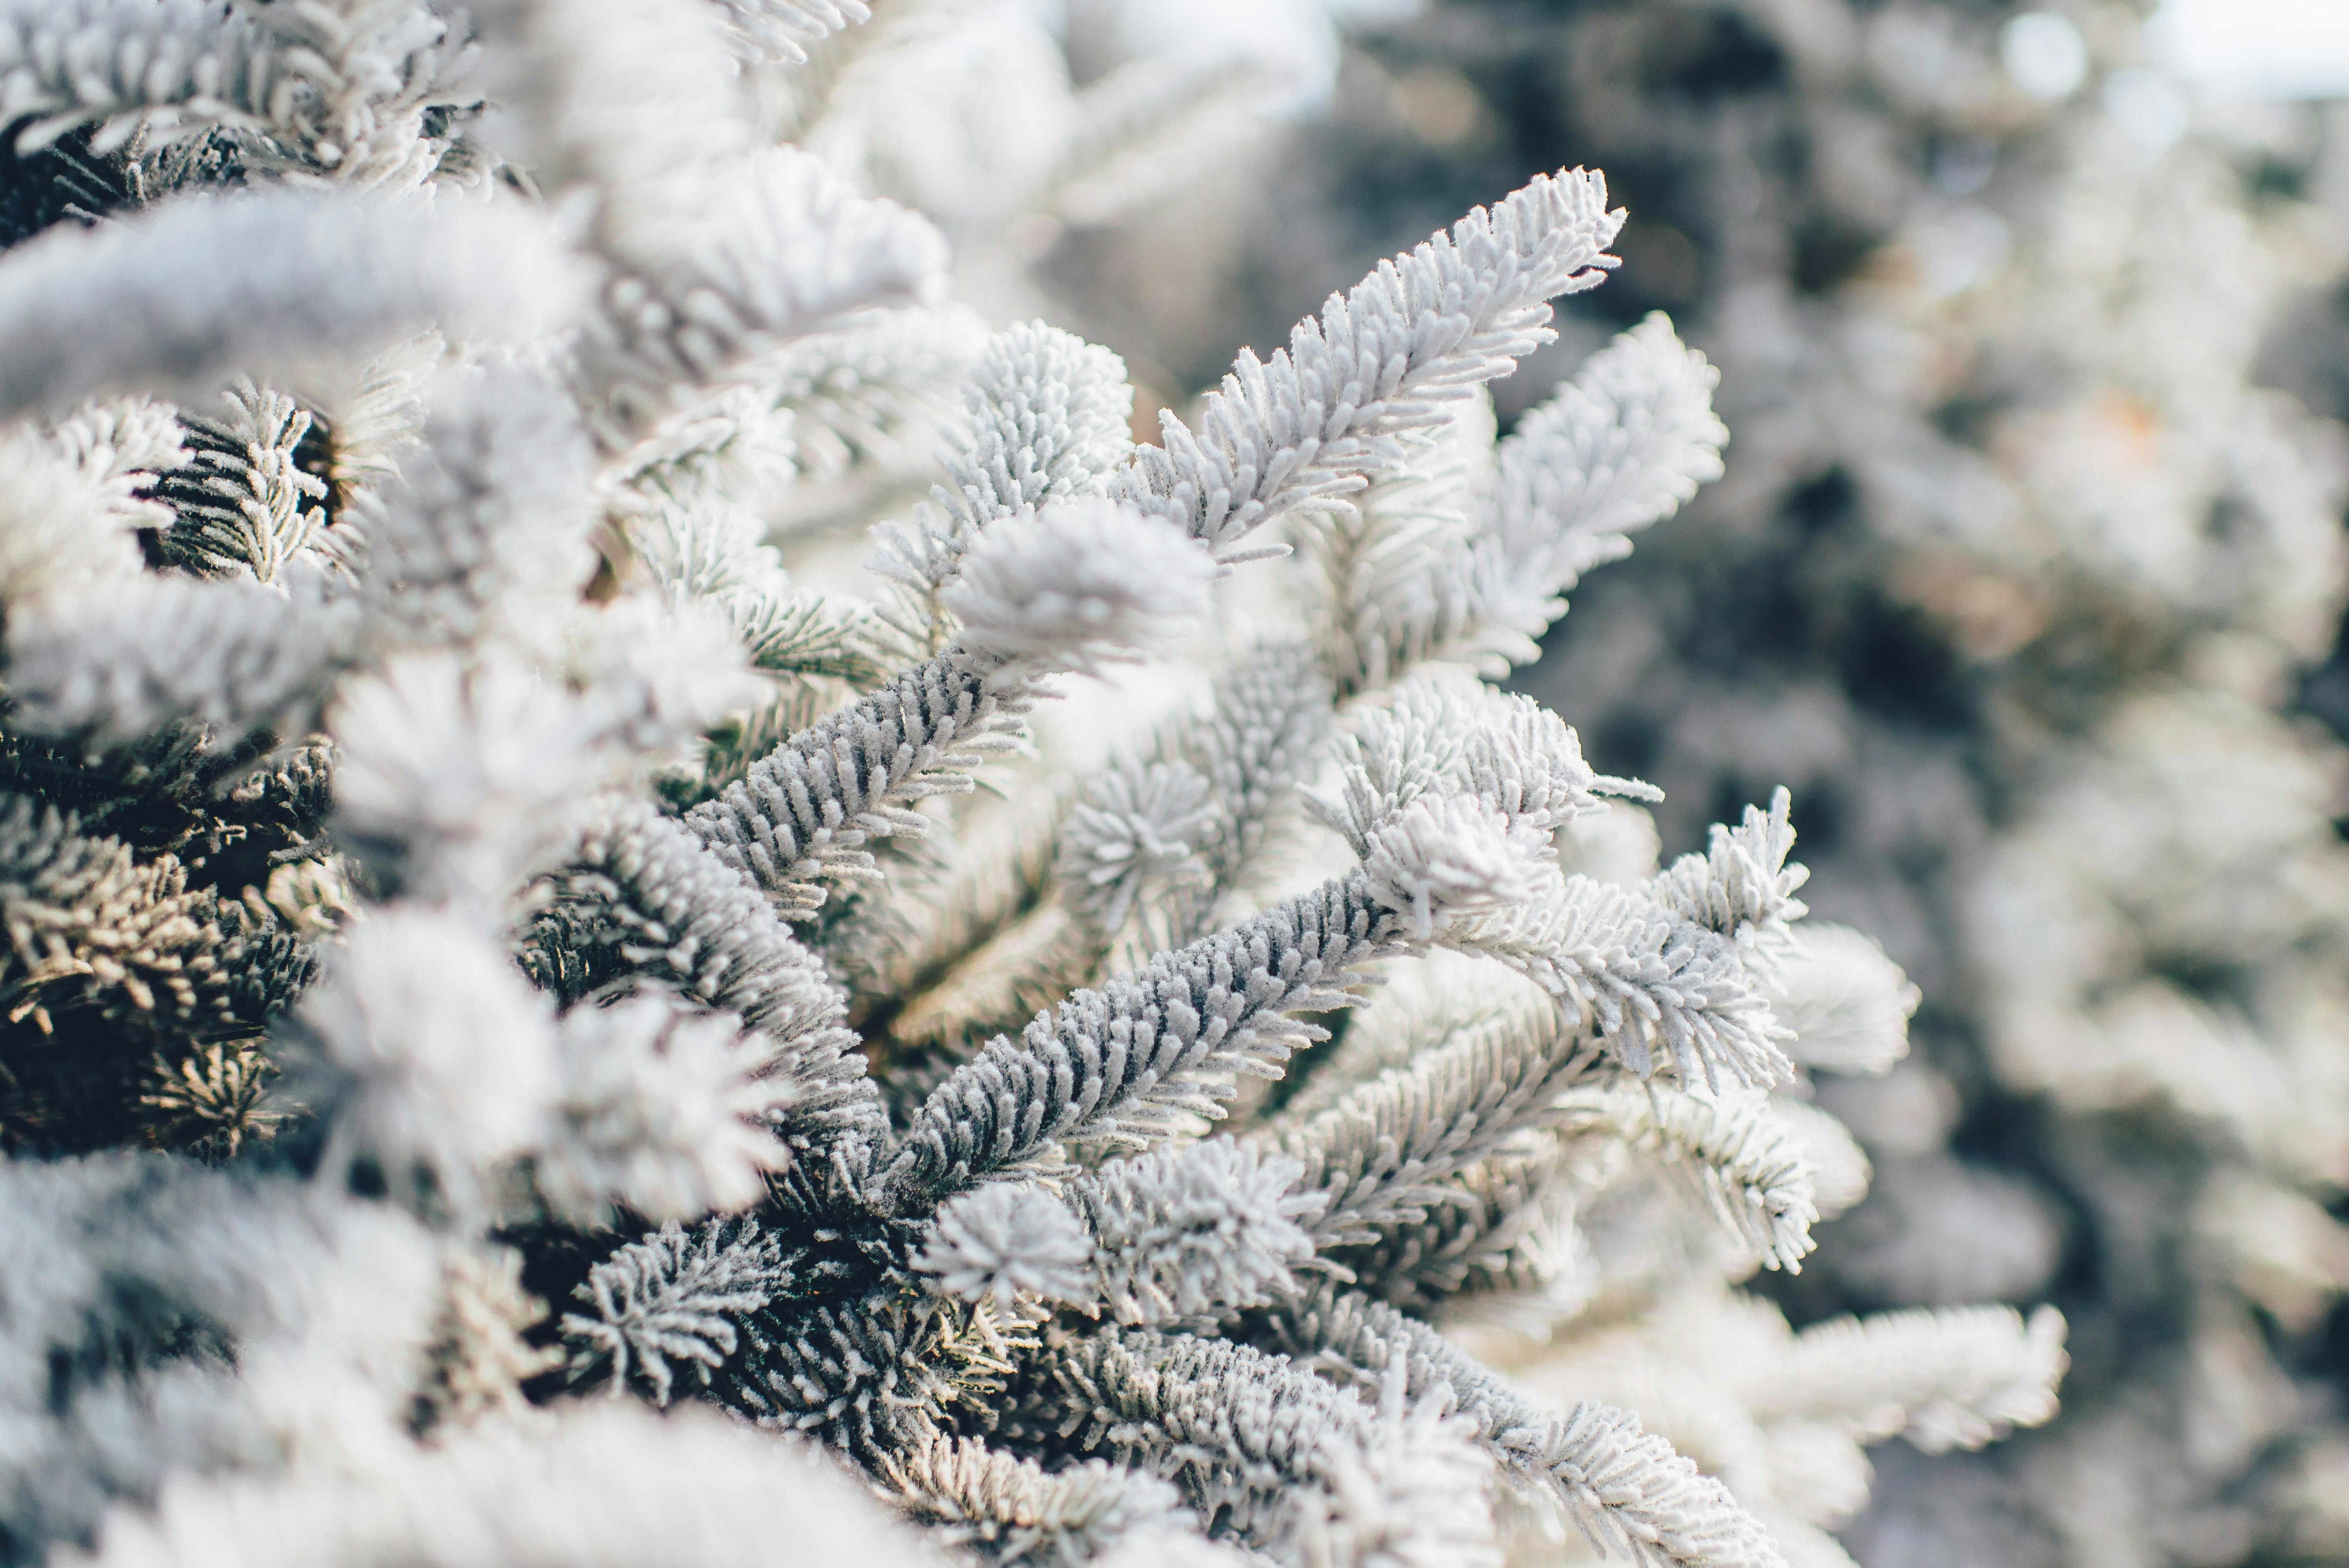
[725,1287,984,1452]
[1109,166,1624,560]
[868,321,1137,652]
[877,870,1394,1212]
[0,792,313,1039]
[1251,990,1601,1254]
[1043,1326,1499,1566]
[1773,924,1918,1075]
[0,0,463,182]
[686,503,1212,912]
[771,305,986,492]
[0,189,586,423]
[1644,789,1809,979]
[1749,1305,2068,1453]
[880,1433,1191,1566]
[1478,311,1726,622]
[628,495,891,685]
[0,408,180,613]
[683,655,1025,915]
[1331,1140,1581,1314]
[353,365,597,649]
[5,572,358,750]
[912,1182,1098,1317]
[289,905,560,1214]
[1061,639,1334,951]
[152,380,333,583]
[577,146,949,451]
[536,994,795,1225]
[526,797,882,1180]
[939,501,1215,682]
[1070,1138,1322,1325]
[1263,1285,1786,1568]
[1557,1080,1819,1272]
[1442,871,1795,1091]
[562,1216,793,1405]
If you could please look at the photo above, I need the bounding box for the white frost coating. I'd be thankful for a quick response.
[1449,870,1798,1090]
[1773,925,1920,1076]
[941,498,1217,680]
[913,1184,1098,1315]
[561,1219,791,1404]
[868,320,1137,647]
[293,907,560,1211]
[569,593,764,752]
[1062,759,1220,934]
[1750,1305,2069,1452]
[537,996,793,1225]
[330,650,602,903]
[1561,1080,1821,1271]
[1486,312,1729,594]
[1072,1139,1321,1324]
[5,572,359,748]
[1358,793,1538,939]
[0,424,170,613]
[0,193,587,421]
[1645,789,1811,978]
[1112,166,1624,558]
[580,146,950,447]
[712,0,871,64]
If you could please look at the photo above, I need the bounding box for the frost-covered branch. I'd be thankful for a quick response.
[1748,1305,2069,1452]
[1251,993,1601,1253]
[1043,1327,1499,1565]
[1111,166,1624,559]
[1557,1080,1819,1272]
[686,501,1213,911]
[0,191,583,422]
[562,1217,794,1405]
[577,147,949,450]
[880,1434,1190,1565]
[526,797,882,1179]
[1265,1286,1785,1568]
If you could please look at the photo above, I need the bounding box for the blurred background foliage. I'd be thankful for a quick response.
[1033,2,2349,1564]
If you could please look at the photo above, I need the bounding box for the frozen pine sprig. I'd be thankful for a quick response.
[1559,1079,1820,1272]
[881,1434,1192,1564]
[5,571,360,749]
[940,499,1217,681]
[913,1182,1098,1317]
[1444,869,1798,1090]
[288,905,560,1215]
[1299,316,1727,692]
[0,191,587,422]
[1043,1327,1499,1563]
[1358,793,1538,939]
[1645,788,1809,976]
[1772,923,1919,1075]
[1062,759,1221,936]
[151,379,331,583]
[865,319,1135,652]
[562,1218,793,1405]
[1485,312,1729,602]
[938,322,1136,540]
[535,994,794,1226]
[1110,167,1625,559]
[1072,1139,1323,1324]
[0,34,2057,1566]
[577,146,950,449]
